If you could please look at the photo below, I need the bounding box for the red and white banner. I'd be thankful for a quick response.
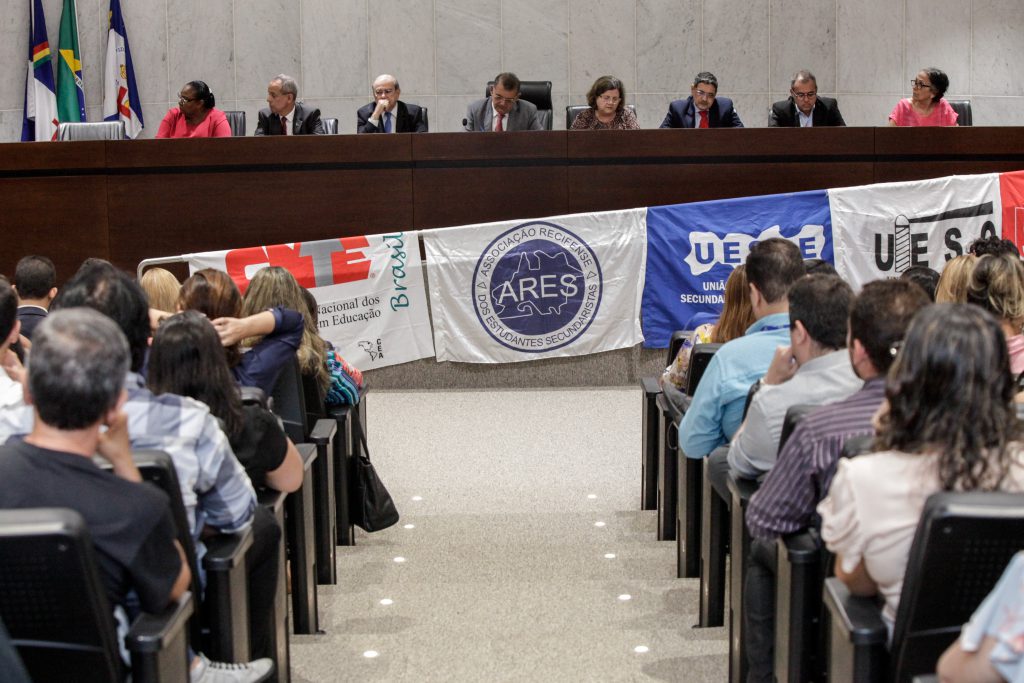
[1000,171,1024,255]
[184,233,434,370]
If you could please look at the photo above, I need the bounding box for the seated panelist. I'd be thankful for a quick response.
[255,74,324,135]
[768,69,846,127]
[889,67,959,127]
[156,80,231,138]
[464,72,543,132]
[570,75,640,130]
[357,74,427,133]
[660,71,744,129]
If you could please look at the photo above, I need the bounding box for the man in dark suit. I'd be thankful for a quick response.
[463,72,543,132]
[769,70,846,127]
[660,72,744,129]
[13,254,56,340]
[357,74,428,133]
[255,74,324,135]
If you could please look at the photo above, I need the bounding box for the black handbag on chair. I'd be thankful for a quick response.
[349,404,399,532]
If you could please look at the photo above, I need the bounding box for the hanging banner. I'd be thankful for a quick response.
[830,174,1002,289]
[184,233,434,370]
[422,210,647,363]
[643,191,832,348]
[1000,171,1024,254]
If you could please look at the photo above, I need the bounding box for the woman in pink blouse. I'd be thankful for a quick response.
[889,68,958,127]
[156,80,232,139]
[570,76,640,130]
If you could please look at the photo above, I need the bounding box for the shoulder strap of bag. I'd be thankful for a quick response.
[350,400,371,461]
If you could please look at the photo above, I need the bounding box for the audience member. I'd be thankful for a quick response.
[178,269,303,395]
[725,274,861,480]
[935,254,978,303]
[298,286,365,405]
[660,265,754,411]
[156,80,231,138]
[13,255,56,340]
[677,238,804,460]
[900,265,940,301]
[255,74,324,136]
[149,310,302,493]
[464,72,543,132]
[889,67,958,127]
[969,235,1020,258]
[768,70,846,127]
[966,254,1024,375]
[819,304,1024,632]
[139,267,181,313]
[660,72,744,129]
[742,279,930,681]
[570,76,640,130]
[357,74,427,133]
[937,551,1024,683]
[802,258,838,276]
[0,278,26,409]
[0,310,267,680]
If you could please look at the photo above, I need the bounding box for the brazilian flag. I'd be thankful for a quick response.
[57,0,86,123]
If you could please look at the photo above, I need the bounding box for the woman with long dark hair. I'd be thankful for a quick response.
[818,304,1024,630]
[147,311,302,492]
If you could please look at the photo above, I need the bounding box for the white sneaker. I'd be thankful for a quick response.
[191,653,274,683]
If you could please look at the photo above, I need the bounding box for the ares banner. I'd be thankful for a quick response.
[830,174,1002,289]
[643,191,833,348]
[183,233,434,370]
[422,210,647,363]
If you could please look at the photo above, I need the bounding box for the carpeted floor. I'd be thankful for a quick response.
[290,387,728,682]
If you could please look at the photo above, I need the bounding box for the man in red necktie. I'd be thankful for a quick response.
[659,72,745,129]
[463,72,544,132]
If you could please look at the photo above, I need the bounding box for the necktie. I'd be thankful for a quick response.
[495,112,505,132]
[280,115,288,135]
[384,112,392,133]
[699,110,708,129]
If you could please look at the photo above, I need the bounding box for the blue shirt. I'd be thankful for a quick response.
[678,312,791,459]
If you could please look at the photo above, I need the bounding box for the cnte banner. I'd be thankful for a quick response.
[184,233,434,370]
[422,210,647,363]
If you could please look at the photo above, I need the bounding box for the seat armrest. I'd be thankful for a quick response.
[911,677,938,683]
[125,592,195,653]
[257,488,286,513]
[823,577,888,647]
[202,526,254,572]
[309,418,337,445]
[297,442,317,470]
[641,376,662,394]
[656,392,685,424]
[726,473,759,503]
[239,386,268,408]
[781,528,821,563]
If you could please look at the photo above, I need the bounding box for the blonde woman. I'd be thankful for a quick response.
[139,267,180,312]
[934,254,978,303]
[966,254,1024,375]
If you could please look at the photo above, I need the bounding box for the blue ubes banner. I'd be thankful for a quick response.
[643,190,834,348]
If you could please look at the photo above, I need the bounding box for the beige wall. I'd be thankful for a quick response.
[2,0,1024,141]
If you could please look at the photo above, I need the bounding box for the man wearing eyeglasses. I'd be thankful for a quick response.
[660,72,744,129]
[256,74,325,135]
[769,70,846,127]
[464,72,542,132]
[357,74,428,133]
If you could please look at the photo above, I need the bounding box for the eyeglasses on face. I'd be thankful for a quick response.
[598,95,621,104]
[491,93,518,104]
[792,90,817,99]
[911,80,933,90]
[694,89,716,99]
[374,88,396,96]
[178,94,199,104]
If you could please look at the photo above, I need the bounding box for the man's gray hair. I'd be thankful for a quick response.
[273,74,298,97]
[790,70,817,88]
[28,309,129,430]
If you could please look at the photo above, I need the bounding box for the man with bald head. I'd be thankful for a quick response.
[255,74,324,135]
[357,74,428,133]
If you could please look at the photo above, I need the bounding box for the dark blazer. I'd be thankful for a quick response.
[463,98,542,132]
[16,306,47,340]
[659,96,744,129]
[255,102,324,135]
[357,101,428,133]
[768,96,846,127]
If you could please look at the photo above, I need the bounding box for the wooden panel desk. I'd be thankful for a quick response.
[1,128,1022,281]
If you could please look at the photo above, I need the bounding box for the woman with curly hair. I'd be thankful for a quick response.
[966,253,1024,375]
[818,304,1024,632]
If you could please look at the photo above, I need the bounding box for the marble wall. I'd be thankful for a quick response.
[2,0,1024,141]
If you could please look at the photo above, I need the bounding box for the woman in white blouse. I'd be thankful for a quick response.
[818,303,1024,630]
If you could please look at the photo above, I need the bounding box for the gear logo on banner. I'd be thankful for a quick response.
[472,221,603,352]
